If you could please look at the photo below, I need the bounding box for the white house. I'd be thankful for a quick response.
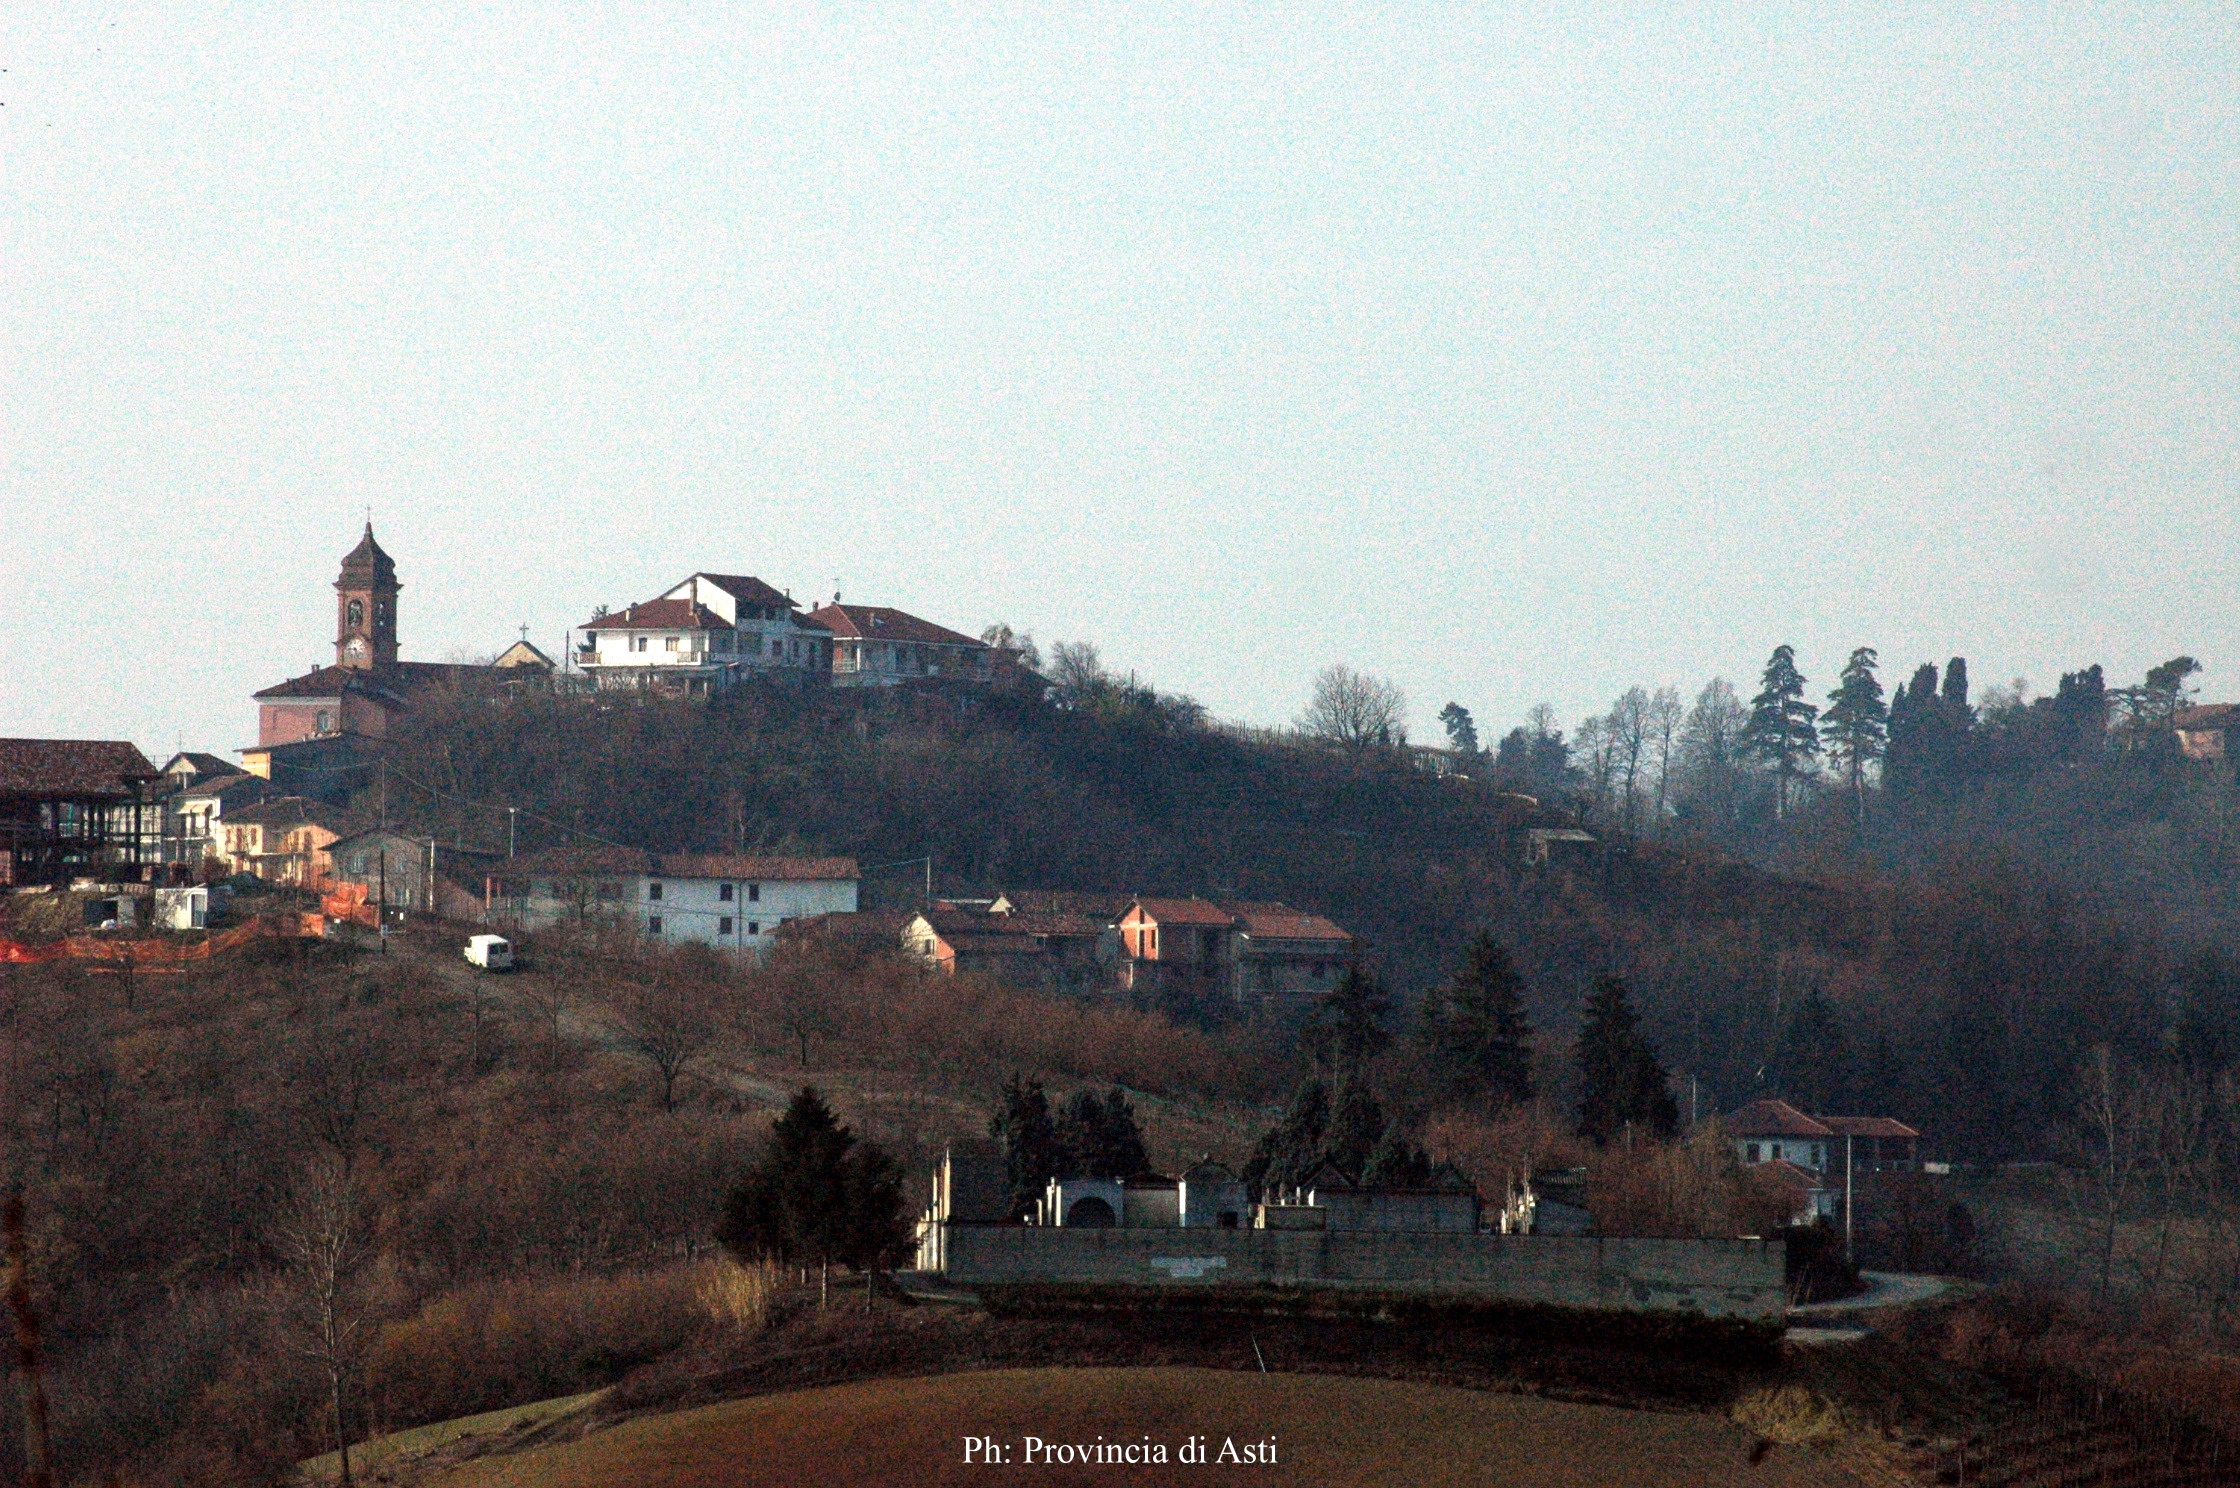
[485,848,859,950]
[574,574,832,695]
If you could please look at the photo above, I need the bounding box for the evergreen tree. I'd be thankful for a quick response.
[1360,1120,1434,1189]
[1323,1081,1388,1182]
[987,1073,1060,1218]
[718,1086,905,1302]
[1054,1087,1149,1179]
[1820,647,1887,825]
[1773,988,1856,1114]
[1241,1080,1331,1196]
[1744,644,1820,818]
[1300,967,1393,1077]
[1574,977,1679,1144]
[1420,931,1534,1111]
[1438,702,1481,758]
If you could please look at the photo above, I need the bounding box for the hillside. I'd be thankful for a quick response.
[369,678,2223,1160]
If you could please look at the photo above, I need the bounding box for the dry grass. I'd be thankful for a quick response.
[696,1257,782,1333]
[426,1367,1865,1487]
[1733,1384,1852,1446]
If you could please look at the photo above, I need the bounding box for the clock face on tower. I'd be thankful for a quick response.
[344,636,370,663]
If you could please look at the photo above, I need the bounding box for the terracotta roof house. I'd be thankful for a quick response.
[903,906,1117,993]
[575,573,828,694]
[2175,704,2240,762]
[1116,896,1355,1007]
[220,796,345,886]
[800,601,998,687]
[1726,1099,1922,1175]
[0,738,162,887]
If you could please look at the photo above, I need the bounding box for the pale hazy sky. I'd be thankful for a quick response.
[4,5,2235,760]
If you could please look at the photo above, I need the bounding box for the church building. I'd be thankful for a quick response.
[244,526,547,794]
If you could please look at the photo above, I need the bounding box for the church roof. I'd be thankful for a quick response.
[336,524,398,590]
[253,661,489,702]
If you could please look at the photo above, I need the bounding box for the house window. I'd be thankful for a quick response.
[720,883,734,901]
[648,916,663,934]
[1746,1144,1761,1163]
[748,883,760,902]
[314,710,331,733]
[648,881,663,901]
[747,921,760,936]
[666,636,680,652]
[719,916,733,935]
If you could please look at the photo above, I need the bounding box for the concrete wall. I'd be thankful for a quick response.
[925,1223,1785,1321]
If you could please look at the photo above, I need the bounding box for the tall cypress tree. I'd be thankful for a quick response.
[1820,647,1887,826]
[1055,1087,1149,1179]
[1421,931,1535,1112]
[1241,1080,1332,1196]
[1744,644,1820,819]
[1574,977,1679,1145]
[988,1074,1060,1218]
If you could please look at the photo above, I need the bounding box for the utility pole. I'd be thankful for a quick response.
[379,852,388,954]
[508,807,517,859]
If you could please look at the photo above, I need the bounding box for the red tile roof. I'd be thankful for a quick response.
[0,739,158,798]
[1128,897,1238,927]
[1816,1114,1922,1140]
[800,603,981,647]
[580,599,730,632]
[494,849,858,882]
[1224,901,1352,943]
[1724,1099,1834,1139]
[997,889,1136,920]
[658,853,859,882]
[253,661,489,701]
[2175,704,2240,730]
[689,574,797,610]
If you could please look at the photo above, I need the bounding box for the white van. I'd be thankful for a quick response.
[463,934,515,971]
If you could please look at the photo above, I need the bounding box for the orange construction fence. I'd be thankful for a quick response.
[0,914,325,968]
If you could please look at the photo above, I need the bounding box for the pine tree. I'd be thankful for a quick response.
[1819,646,1887,826]
[717,1086,902,1304]
[1323,1082,1389,1182]
[1438,702,1481,758]
[1574,977,1678,1145]
[1300,967,1393,1077]
[987,1073,1060,1218]
[1420,931,1534,1111]
[1744,644,1820,819]
[1241,1080,1331,1196]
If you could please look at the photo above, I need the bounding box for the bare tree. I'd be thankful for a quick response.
[603,978,718,1113]
[1607,687,1650,833]
[1676,678,1749,829]
[1047,641,1106,696]
[1299,665,1407,752]
[271,1155,369,1488]
[1646,686,1684,833]
[2071,1046,2148,1301]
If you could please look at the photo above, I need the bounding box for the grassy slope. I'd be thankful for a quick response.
[425,1367,1862,1488]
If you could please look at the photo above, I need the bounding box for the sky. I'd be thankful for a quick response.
[4,4,2235,761]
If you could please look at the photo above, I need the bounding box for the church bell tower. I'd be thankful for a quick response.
[335,523,400,670]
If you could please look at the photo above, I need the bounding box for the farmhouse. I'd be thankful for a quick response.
[486,849,859,949]
[1116,897,1353,1005]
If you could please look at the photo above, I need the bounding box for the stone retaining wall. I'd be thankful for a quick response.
[923,1223,1785,1320]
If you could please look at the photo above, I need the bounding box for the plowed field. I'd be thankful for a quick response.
[429,1366,1861,1487]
